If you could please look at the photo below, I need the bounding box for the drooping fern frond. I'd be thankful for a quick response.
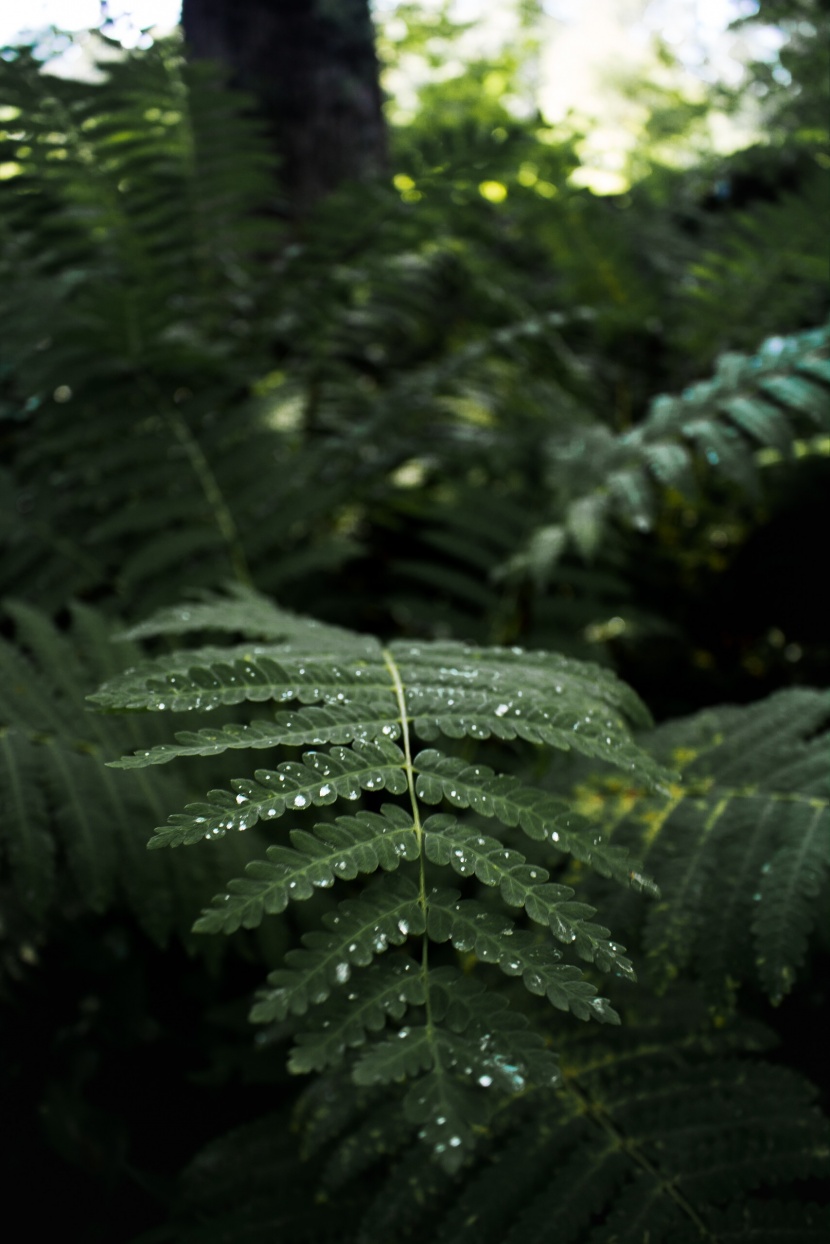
[91,587,671,1167]
[171,994,830,1244]
[0,600,261,957]
[569,687,830,1005]
[513,322,830,583]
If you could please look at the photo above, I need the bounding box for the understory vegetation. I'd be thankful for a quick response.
[1,5,829,1240]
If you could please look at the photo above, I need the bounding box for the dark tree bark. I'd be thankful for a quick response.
[181,0,388,215]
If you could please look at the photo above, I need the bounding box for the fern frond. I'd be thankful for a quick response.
[0,600,262,948]
[92,588,668,1164]
[572,687,830,1003]
[513,323,830,582]
[287,998,830,1244]
[0,43,368,615]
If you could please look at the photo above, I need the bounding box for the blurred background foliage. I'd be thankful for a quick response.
[0,1,828,1239]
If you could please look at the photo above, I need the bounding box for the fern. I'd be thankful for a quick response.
[171,995,830,1243]
[0,599,261,955]
[569,687,830,1005]
[91,587,671,1167]
[512,322,830,584]
[0,41,364,614]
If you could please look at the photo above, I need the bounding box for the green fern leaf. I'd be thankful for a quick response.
[401,1071,489,1173]
[150,740,408,848]
[721,395,795,453]
[425,889,620,1022]
[573,688,830,1003]
[753,804,830,1002]
[195,804,420,933]
[111,704,403,768]
[91,650,392,713]
[413,747,655,890]
[512,324,830,581]
[761,372,830,423]
[421,814,636,978]
[0,601,269,947]
[250,875,425,1022]
[289,958,427,1073]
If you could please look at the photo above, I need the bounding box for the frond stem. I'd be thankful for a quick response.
[383,648,434,1032]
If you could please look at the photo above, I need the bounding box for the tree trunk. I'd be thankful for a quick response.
[181,0,388,215]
